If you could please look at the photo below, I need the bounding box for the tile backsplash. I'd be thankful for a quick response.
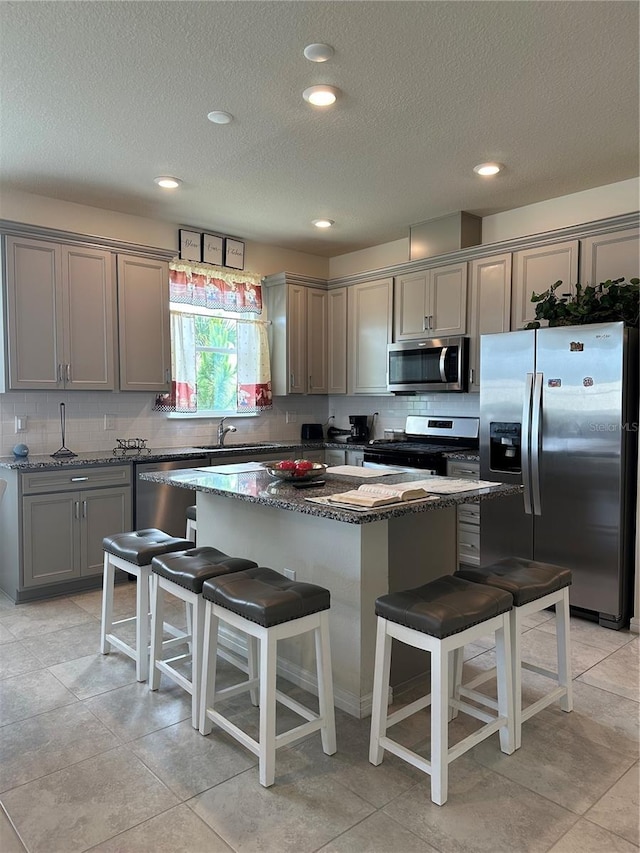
[0,390,479,456]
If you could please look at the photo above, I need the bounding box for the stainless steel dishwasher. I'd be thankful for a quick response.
[134,457,208,538]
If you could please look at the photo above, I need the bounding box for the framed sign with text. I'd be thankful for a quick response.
[225,238,245,270]
[202,233,224,266]
[179,229,202,262]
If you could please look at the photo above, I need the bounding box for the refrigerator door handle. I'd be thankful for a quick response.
[522,372,534,515]
[531,371,543,516]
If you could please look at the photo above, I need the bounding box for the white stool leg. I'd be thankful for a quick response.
[369,618,392,766]
[135,567,150,682]
[556,589,573,712]
[315,611,337,755]
[199,603,218,736]
[449,648,463,721]
[191,594,205,729]
[185,601,193,654]
[99,553,115,654]
[511,608,523,750]
[495,613,515,755]
[149,575,164,691]
[430,644,449,806]
[248,636,259,707]
[258,630,277,787]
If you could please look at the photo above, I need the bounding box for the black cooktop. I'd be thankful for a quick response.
[368,440,476,455]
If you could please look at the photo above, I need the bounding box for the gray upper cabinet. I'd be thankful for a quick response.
[327,287,348,394]
[394,261,467,341]
[580,227,639,285]
[348,277,393,394]
[3,236,116,390]
[307,287,328,394]
[467,253,512,391]
[117,255,171,392]
[511,240,579,331]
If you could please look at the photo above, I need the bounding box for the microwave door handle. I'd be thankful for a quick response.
[438,347,448,383]
[521,372,533,515]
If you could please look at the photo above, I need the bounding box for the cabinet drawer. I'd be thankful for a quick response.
[22,465,131,495]
[457,502,480,526]
[458,524,480,566]
[447,460,480,479]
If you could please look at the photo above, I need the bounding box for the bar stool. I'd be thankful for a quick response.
[455,557,572,749]
[149,546,258,728]
[100,529,194,681]
[199,566,337,787]
[369,575,515,806]
[185,505,197,542]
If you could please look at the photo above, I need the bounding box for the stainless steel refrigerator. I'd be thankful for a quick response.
[479,321,638,629]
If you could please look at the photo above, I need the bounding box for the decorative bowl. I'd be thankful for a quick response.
[262,460,328,482]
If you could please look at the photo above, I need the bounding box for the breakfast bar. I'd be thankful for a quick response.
[140,465,520,718]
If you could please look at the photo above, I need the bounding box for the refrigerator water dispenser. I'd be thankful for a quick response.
[489,422,521,472]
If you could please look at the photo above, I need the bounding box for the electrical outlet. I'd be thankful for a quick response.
[283,568,296,581]
[104,414,116,430]
[14,415,27,433]
[286,411,297,424]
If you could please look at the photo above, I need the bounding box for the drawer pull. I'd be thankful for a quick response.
[456,469,478,476]
[70,476,89,482]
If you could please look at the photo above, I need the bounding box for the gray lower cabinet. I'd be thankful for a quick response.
[325,449,347,466]
[20,465,131,591]
[447,459,480,567]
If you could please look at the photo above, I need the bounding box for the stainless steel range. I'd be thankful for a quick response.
[364,415,479,474]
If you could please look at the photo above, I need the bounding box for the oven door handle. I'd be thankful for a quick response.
[438,347,449,383]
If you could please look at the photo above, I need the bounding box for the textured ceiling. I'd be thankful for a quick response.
[0,1,638,257]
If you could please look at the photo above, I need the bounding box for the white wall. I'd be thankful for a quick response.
[329,238,409,280]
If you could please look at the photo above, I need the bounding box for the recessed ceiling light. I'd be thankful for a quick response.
[473,162,503,176]
[303,43,335,62]
[303,85,339,107]
[312,219,334,228]
[153,176,182,189]
[207,111,234,125]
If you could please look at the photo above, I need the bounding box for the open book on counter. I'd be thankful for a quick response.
[327,482,432,508]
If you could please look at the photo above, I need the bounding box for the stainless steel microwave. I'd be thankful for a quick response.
[387,336,469,393]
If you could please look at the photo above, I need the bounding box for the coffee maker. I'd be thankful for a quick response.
[348,415,370,443]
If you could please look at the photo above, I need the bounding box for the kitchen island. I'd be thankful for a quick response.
[140,465,520,718]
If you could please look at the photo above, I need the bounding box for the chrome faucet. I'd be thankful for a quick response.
[217,417,237,446]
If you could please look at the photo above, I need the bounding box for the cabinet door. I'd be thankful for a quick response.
[511,241,578,331]
[117,255,171,391]
[325,449,346,466]
[5,236,63,389]
[394,271,429,340]
[63,246,117,390]
[327,288,347,394]
[22,492,80,587]
[430,261,467,336]
[348,278,393,394]
[287,284,307,394]
[307,288,328,394]
[468,254,512,391]
[580,227,639,285]
[345,449,364,466]
[80,486,132,576]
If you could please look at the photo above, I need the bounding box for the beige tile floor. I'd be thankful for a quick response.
[0,584,638,853]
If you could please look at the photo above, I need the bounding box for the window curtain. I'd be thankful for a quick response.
[154,259,272,413]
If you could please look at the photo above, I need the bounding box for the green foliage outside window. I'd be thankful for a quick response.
[194,316,237,412]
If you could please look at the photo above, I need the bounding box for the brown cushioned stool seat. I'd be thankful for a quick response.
[100,528,195,683]
[149,547,258,728]
[370,574,515,806]
[199,566,336,787]
[453,557,573,749]
[202,566,331,628]
[455,557,572,606]
[375,574,513,639]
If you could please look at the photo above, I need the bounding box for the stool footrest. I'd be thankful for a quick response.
[447,716,508,762]
[111,615,136,629]
[456,686,499,712]
[215,677,260,702]
[105,633,136,660]
[155,660,193,695]
[161,635,191,652]
[450,696,499,724]
[387,694,432,728]
[522,661,559,680]
[379,736,431,775]
[521,686,567,722]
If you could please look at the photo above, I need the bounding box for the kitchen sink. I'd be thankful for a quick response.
[196,442,282,451]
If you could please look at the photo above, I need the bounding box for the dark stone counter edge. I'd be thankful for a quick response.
[139,469,521,526]
[0,440,365,471]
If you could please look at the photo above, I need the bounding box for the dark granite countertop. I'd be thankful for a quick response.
[0,440,371,471]
[139,467,521,525]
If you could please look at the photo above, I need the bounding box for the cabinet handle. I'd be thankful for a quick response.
[469,368,475,385]
[74,501,80,520]
[66,363,71,382]
[290,372,295,387]
[70,476,89,482]
[165,368,171,385]
[57,363,63,384]
[82,500,87,518]
[423,316,428,331]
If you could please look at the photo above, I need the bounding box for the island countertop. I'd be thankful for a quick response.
[138,466,521,525]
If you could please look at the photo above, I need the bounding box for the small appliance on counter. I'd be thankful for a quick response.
[348,415,370,443]
[300,423,323,441]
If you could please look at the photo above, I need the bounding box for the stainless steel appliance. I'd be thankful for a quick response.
[134,456,208,538]
[364,415,479,473]
[387,336,468,394]
[480,321,638,629]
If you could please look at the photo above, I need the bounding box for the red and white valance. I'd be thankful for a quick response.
[169,259,262,314]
